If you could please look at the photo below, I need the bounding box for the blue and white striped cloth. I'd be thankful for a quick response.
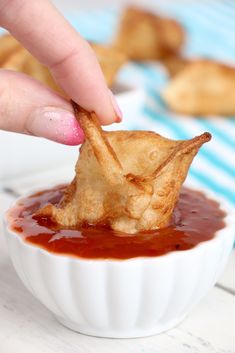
[66,1,235,206]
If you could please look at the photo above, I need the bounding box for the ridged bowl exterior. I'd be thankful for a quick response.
[4,192,235,338]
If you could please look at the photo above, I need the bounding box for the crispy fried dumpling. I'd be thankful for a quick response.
[0,34,21,65]
[115,7,185,60]
[0,34,125,89]
[2,45,63,94]
[161,54,190,77]
[90,43,127,86]
[37,104,211,234]
[162,59,235,115]
[1,46,28,71]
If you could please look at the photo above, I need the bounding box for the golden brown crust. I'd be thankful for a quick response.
[162,59,235,115]
[2,44,64,94]
[36,104,211,234]
[0,34,21,65]
[127,132,211,182]
[115,6,185,60]
[1,46,27,70]
[72,102,124,184]
[161,54,190,77]
[0,35,124,91]
[90,43,127,86]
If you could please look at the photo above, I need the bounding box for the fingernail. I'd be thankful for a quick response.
[108,89,123,122]
[27,107,85,145]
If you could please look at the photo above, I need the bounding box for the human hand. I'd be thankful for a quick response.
[0,0,122,145]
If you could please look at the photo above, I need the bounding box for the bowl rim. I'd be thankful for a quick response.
[4,181,235,264]
[112,80,144,96]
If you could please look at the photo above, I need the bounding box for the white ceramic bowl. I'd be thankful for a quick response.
[4,186,235,338]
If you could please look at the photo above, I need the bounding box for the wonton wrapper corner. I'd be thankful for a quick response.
[90,43,127,87]
[36,104,211,234]
[161,54,190,77]
[115,6,185,60]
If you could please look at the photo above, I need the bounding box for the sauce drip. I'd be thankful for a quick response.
[8,185,225,260]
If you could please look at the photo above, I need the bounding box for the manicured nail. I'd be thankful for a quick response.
[27,107,85,145]
[108,89,123,122]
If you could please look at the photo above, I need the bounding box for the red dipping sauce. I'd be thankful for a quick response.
[7,185,225,260]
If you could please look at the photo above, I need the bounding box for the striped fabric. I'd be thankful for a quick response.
[66,1,235,206]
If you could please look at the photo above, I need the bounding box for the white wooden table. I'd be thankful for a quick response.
[0,166,234,353]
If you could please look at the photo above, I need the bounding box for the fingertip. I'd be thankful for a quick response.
[27,107,85,145]
[58,116,85,145]
[94,90,123,126]
[108,89,123,123]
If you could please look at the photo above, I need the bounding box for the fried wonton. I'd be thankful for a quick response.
[114,7,185,60]
[161,54,190,77]
[90,43,127,86]
[0,34,21,65]
[162,59,235,115]
[0,34,125,89]
[36,104,211,234]
[2,46,64,94]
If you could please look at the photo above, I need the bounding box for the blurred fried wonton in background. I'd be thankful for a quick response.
[161,54,190,77]
[36,104,211,234]
[115,7,185,60]
[90,43,127,86]
[0,34,125,89]
[0,34,21,65]
[162,59,235,115]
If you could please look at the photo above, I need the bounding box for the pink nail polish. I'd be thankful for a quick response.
[116,115,122,123]
[27,107,85,145]
[108,89,123,122]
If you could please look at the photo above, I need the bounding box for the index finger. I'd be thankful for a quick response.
[0,0,120,124]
